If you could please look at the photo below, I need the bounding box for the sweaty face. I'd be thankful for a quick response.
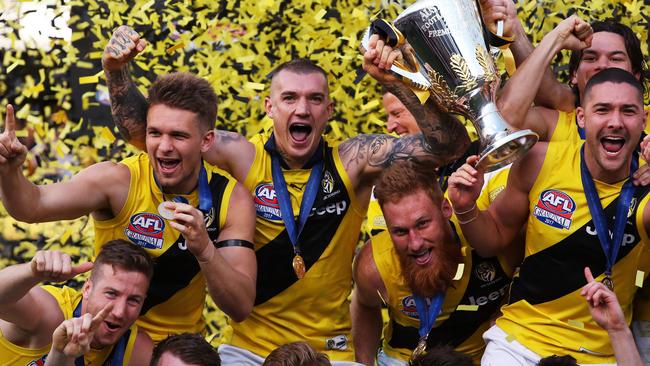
[571,32,634,99]
[146,104,213,194]
[83,265,149,348]
[578,81,645,183]
[382,190,461,297]
[382,93,420,136]
[265,70,332,169]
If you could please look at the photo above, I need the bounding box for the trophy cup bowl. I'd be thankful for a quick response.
[368,0,538,172]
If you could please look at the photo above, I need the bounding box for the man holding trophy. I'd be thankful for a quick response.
[352,1,537,365]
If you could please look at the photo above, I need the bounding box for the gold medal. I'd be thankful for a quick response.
[157,201,175,220]
[602,276,614,291]
[292,255,306,279]
[411,336,428,361]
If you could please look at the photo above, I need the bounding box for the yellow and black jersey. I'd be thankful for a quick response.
[229,132,365,360]
[0,286,138,366]
[373,221,513,364]
[497,141,650,364]
[365,188,387,236]
[93,153,236,342]
[548,110,580,143]
[476,166,510,210]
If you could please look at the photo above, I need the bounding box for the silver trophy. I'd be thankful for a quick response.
[364,0,538,172]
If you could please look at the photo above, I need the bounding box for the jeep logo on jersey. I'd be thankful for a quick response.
[322,170,334,194]
[124,213,165,249]
[254,183,282,221]
[474,261,496,283]
[532,189,576,229]
[400,295,421,319]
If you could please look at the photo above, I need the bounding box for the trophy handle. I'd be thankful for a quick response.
[365,19,430,91]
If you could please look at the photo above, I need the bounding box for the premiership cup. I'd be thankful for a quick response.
[365,0,538,172]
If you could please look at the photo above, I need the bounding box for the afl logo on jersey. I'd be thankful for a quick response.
[124,213,165,249]
[533,189,576,229]
[254,183,282,221]
[474,261,496,283]
[400,295,420,319]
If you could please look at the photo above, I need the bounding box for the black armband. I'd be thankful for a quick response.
[214,239,254,250]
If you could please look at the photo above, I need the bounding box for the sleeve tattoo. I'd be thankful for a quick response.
[339,82,470,171]
[105,67,148,145]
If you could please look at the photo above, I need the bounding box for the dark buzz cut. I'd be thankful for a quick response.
[268,58,328,84]
[374,160,443,209]
[92,239,154,281]
[147,71,218,132]
[584,68,643,104]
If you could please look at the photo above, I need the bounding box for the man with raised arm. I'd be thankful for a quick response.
[102,26,470,364]
[0,72,257,343]
[0,240,153,365]
[495,13,646,144]
[448,68,650,365]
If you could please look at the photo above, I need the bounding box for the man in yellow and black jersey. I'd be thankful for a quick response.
[0,240,153,366]
[0,72,257,343]
[102,25,472,363]
[496,10,648,146]
[352,161,519,366]
[449,69,650,365]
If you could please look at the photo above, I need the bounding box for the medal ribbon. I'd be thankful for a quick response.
[154,161,213,213]
[414,293,445,340]
[579,145,637,278]
[271,152,323,258]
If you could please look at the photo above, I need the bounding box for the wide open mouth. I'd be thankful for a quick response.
[157,157,181,173]
[410,247,433,266]
[289,123,313,143]
[600,136,625,154]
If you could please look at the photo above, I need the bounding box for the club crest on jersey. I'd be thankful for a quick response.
[474,261,496,283]
[254,183,282,221]
[533,189,576,229]
[322,170,334,194]
[125,213,165,249]
[400,295,420,319]
[204,207,215,228]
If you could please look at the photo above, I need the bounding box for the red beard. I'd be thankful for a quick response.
[398,239,462,298]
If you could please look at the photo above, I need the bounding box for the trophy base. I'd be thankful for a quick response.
[477,129,538,172]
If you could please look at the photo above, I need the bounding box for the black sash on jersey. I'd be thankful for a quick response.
[140,174,227,314]
[510,185,650,305]
[255,137,349,305]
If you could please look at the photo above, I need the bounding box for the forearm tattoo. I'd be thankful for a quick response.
[383,80,470,162]
[105,67,148,144]
[339,133,437,172]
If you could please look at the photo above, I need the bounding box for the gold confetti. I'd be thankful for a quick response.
[456,304,479,311]
[244,82,265,91]
[453,263,465,280]
[637,271,645,288]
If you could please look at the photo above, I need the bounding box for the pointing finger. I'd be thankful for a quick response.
[90,302,113,331]
[71,262,94,276]
[4,104,16,138]
[584,267,595,283]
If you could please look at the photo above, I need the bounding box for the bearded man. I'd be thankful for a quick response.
[351,161,521,366]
